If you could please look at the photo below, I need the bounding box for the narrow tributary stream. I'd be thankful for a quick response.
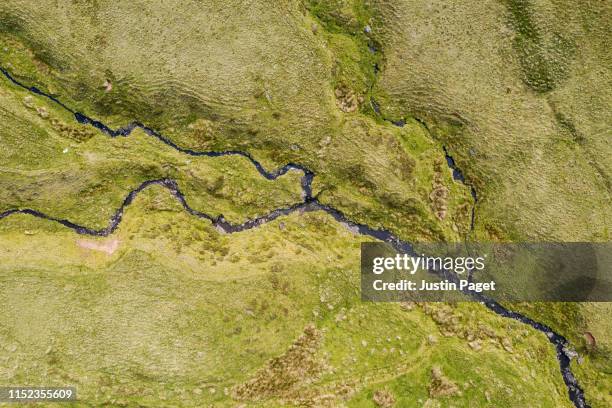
[0,66,590,408]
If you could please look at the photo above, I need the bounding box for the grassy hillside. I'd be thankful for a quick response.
[366,0,611,404]
[0,190,572,407]
[370,0,611,241]
[0,0,609,406]
[0,0,473,242]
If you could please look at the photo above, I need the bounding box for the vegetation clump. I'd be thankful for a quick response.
[503,0,575,93]
[428,366,461,398]
[373,388,396,407]
[232,324,323,400]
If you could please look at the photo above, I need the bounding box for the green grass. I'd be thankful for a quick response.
[506,301,612,407]
[370,0,610,242]
[0,73,303,228]
[0,0,474,243]
[503,0,575,93]
[0,0,609,406]
[0,190,573,407]
[367,0,611,404]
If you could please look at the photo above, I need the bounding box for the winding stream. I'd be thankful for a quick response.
[0,67,590,408]
[369,98,479,232]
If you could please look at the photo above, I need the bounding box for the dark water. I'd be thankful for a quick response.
[369,100,478,232]
[0,66,590,408]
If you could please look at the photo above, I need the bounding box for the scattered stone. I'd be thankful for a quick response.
[468,340,482,351]
[311,23,318,34]
[427,334,438,345]
[36,106,49,119]
[278,222,286,231]
[364,25,372,34]
[62,148,69,154]
[23,96,34,109]
[103,79,112,92]
[501,338,513,353]
[563,346,578,360]
[361,340,368,347]
[373,388,395,407]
